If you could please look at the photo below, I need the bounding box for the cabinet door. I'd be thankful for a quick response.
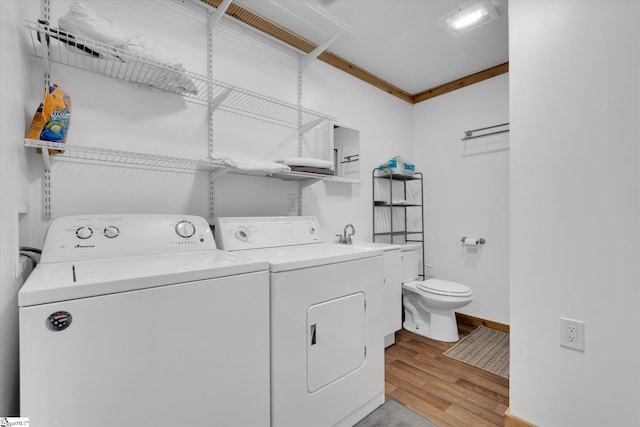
[302,119,334,165]
[384,264,402,336]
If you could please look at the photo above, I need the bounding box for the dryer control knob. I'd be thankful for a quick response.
[76,227,93,239]
[104,226,120,238]
[235,227,251,242]
[175,220,196,238]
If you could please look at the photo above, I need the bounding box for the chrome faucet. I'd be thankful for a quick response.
[341,224,355,245]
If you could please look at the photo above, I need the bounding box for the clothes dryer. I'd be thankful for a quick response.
[19,214,270,427]
[215,216,385,427]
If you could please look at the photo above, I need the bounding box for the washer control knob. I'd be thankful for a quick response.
[175,220,196,238]
[235,227,251,242]
[104,226,120,239]
[75,227,93,239]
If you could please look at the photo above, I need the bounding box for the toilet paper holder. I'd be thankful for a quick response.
[460,236,486,245]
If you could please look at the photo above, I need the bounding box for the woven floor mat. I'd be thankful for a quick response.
[443,325,509,378]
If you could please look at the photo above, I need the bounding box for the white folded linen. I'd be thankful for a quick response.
[59,2,133,52]
[59,2,179,65]
[235,161,291,173]
[58,1,198,95]
[391,199,409,205]
[275,157,334,169]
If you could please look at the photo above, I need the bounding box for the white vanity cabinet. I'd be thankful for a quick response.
[382,246,402,347]
[354,242,402,347]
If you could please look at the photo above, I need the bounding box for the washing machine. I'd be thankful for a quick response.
[215,216,385,427]
[19,214,271,427]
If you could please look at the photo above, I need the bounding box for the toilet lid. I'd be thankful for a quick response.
[417,279,472,297]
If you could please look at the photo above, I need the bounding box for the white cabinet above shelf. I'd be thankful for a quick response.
[24,20,333,129]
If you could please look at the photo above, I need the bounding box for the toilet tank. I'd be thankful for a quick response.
[400,243,422,283]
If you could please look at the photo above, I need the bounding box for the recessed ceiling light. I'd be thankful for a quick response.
[438,0,499,36]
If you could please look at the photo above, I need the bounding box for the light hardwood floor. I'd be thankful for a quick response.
[385,324,509,427]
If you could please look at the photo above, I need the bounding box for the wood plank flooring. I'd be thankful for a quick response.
[385,324,509,427]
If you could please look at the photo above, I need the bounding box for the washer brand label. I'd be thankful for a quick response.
[0,418,29,427]
[47,311,72,331]
[74,244,95,248]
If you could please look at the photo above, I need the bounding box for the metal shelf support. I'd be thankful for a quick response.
[300,32,342,70]
[207,4,216,220]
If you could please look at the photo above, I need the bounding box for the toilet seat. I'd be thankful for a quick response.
[416,279,472,297]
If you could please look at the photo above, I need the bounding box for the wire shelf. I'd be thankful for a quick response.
[374,173,422,181]
[24,20,332,129]
[25,139,330,181]
[24,139,225,171]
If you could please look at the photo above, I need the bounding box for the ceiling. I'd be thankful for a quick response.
[227,0,509,100]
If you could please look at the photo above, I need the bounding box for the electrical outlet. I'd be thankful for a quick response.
[567,324,577,343]
[560,317,585,351]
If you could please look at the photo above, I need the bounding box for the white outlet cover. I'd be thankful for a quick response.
[560,317,585,351]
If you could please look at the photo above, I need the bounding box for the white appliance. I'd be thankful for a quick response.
[352,242,402,347]
[215,216,385,427]
[19,214,271,427]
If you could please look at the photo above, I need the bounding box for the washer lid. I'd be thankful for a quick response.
[18,250,269,307]
[417,279,472,296]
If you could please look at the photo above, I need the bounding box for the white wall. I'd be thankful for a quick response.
[0,0,412,414]
[302,59,414,241]
[0,0,38,416]
[413,74,510,324]
[510,1,640,426]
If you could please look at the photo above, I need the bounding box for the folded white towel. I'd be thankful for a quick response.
[235,161,291,173]
[58,1,198,95]
[59,2,131,52]
[275,157,334,170]
[59,1,180,66]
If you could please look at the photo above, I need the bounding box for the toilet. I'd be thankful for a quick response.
[400,243,473,342]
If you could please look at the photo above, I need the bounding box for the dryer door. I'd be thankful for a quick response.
[307,292,365,392]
